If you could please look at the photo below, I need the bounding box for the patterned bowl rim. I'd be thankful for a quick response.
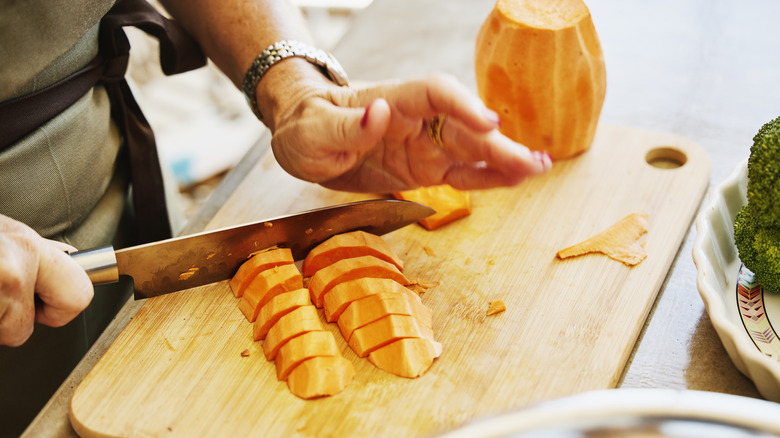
[692,157,780,402]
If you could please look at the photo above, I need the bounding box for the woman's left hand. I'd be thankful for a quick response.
[266,71,552,193]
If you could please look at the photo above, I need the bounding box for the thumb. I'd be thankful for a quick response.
[337,98,390,157]
[313,98,390,179]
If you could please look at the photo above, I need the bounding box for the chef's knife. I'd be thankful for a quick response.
[71,199,434,299]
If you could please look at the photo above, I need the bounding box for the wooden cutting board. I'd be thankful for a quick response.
[70,123,709,437]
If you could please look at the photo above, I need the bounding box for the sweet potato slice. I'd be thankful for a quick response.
[262,305,322,360]
[286,356,355,400]
[253,288,311,341]
[556,213,649,266]
[274,330,340,381]
[308,255,409,308]
[393,185,471,230]
[367,337,442,378]
[337,289,432,342]
[239,264,303,323]
[229,248,294,298]
[347,314,434,358]
[323,277,410,323]
[301,230,404,277]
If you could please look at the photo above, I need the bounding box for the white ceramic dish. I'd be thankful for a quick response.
[438,388,780,437]
[692,158,780,402]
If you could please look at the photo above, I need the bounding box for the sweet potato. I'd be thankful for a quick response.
[274,330,340,381]
[337,290,432,342]
[262,305,322,360]
[347,314,434,358]
[301,230,404,277]
[367,337,442,378]
[486,300,507,316]
[253,288,311,341]
[393,185,471,230]
[556,213,649,266]
[286,356,355,400]
[229,248,294,298]
[323,277,409,323]
[308,255,409,308]
[239,264,303,323]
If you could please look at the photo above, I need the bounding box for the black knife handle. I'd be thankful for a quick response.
[69,246,120,285]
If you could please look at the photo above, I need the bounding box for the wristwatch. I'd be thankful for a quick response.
[242,40,349,122]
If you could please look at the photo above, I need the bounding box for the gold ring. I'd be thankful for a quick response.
[426,114,447,149]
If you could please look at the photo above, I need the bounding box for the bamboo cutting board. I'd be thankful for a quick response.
[70,124,709,437]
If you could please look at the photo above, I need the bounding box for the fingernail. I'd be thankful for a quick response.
[483,108,500,126]
[532,150,552,167]
[361,103,372,128]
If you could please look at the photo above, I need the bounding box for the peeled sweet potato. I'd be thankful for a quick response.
[323,277,411,323]
[286,356,355,400]
[367,337,442,378]
[393,185,471,230]
[274,330,340,381]
[301,230,404,277]
[253,288,311,341]
[229,248,294,298]
[262,305,322,360]
[337,289,432,342]
[308,255,410,308]
[474,0,605,160]
[239,264,303,323]
[348,314,434,358]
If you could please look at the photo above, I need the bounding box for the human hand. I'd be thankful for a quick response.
[0,215,93,346]
[266,71,552,193]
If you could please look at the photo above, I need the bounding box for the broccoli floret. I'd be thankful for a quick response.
[734,116,780,292]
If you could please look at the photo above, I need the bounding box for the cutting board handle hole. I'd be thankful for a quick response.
[645,147,687,169]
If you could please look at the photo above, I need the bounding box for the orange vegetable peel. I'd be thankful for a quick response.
[556,213,649,266]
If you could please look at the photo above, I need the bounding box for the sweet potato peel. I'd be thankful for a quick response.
[556,213,649,266]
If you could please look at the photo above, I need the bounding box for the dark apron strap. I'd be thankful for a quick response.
[0,0,206,243]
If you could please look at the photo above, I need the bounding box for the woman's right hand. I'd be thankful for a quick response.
[0,214,93,346]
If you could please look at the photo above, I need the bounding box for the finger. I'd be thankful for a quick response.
[45,238,78,253]
[390,73,499,131]
[34,242,93,328]
[0,252,36,346]
[442,164,526,190]
[440,118,552,182]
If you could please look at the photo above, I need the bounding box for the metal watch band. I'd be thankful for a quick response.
[242,40,349,122]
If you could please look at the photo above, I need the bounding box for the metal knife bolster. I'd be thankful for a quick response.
[69,246,119,285]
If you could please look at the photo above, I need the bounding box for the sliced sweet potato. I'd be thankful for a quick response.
[286,356,355,400]
[367,337,442,378]
[253,288,311,341]
[393,185,471,230]
[556,213,649,266]
[239,264,303,323]
[229,248,294,298]
[337,290,432,342]
[323,277,410,323]
[274,330,340,381]
[308,255,409,308]
[347,314,434,358]
[301,230,404,277]
[262,305,322,360]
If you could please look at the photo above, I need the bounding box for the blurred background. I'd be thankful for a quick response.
[127,0,372,225]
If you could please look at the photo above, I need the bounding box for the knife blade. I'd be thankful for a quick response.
[70,199,434,299]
